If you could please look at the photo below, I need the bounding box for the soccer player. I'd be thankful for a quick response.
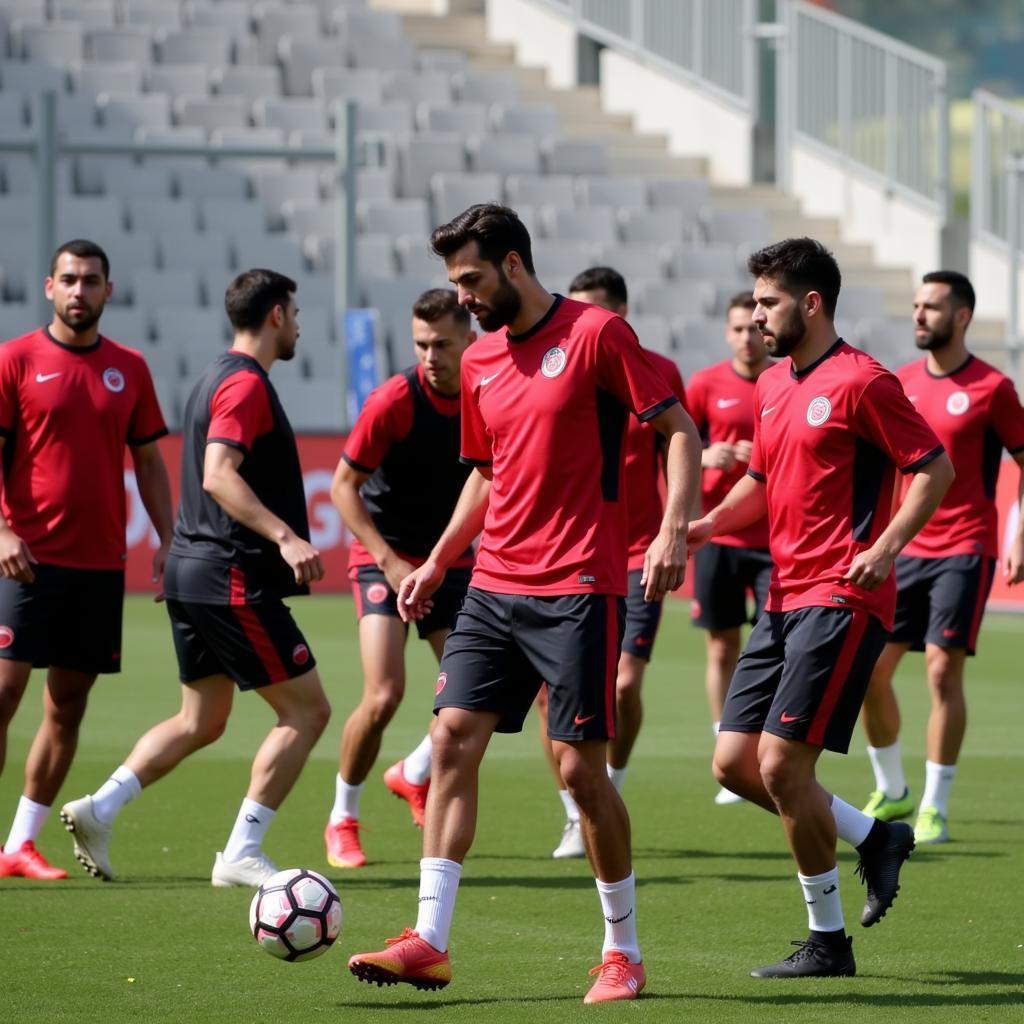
[859,271,1024,844]
[325,288,476,868]
[689,238,954,978]
[60,269,331,888]
[0,240,172,882]
[539,265,688,860]
[347,205,702,1003]
[686,292,773,805]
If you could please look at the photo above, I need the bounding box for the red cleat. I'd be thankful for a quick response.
[324,818,367,868]
[0,841,68,880]
[383,760,429,829]
[583,951,646,1004]
[348,928,451,990]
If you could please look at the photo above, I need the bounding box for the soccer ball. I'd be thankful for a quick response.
[249,868,343,962]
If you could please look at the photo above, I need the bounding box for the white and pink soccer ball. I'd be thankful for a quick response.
[249,868,343,962]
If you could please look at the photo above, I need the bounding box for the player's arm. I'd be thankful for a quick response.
[203,442,324,585]
[687,472,768,555]
[0,437,36,583]
[330,458,413,592]
[397,467,492,622]
[130,440,174,585]
[1001,450,1024,586]
[845,453,955,591]
[644,402,702,601]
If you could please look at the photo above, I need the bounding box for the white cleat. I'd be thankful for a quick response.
[211,850,278,888]
[552,820,586,859]
[714,786,745,806]
[60,796,114,881]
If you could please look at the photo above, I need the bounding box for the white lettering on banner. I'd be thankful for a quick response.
[124,471,159,549]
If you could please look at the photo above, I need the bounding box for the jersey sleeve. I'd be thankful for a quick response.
[0,351,19,437]
[127,357,169,446]
[341,375,413,473]
[596,317,677,421]
[990,376,1024,455]
[855,371,945,473]
[208,370,274,454]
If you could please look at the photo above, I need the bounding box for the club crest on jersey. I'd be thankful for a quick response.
[946,390,970,416]
[806,395,832,427]
[366,582,389,605]
[541,346,567,378]
[0,625,14,649]
[103,367,125,393]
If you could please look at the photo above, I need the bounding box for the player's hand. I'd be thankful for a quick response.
[686,516,715,557]
[398,559,444,623]
[641,525,687,602]
[380,551,417,594]
[0,527,36,583]
[1001,534,1024,586]
[843,546,894,592]
[733,439,753,464]
[702,442,737,472]
[151,538,171,587]
[280,534,325,585]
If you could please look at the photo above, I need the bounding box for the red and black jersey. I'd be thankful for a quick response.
[687,358,769,549]
[165,350,310,605]
[342,363,472,569]
[897,356,1024,559]
[460,296,679,596]
[624,349,687,571]
[0,328,167,570]
[747,340,943,630]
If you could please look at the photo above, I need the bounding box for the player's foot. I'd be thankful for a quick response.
[211,850,278,888]
[583,951,646,1003]
[383,761,429,829]
[913,806,949,845]
[855,820,915,927]
[750,935,855,978]
[714,786,745,805]
[60,796,113,881]
[324,818,367,868]
[862,787,915,822]
[348,928,452,990]
[552,820,586,859]
[0,841,68,880]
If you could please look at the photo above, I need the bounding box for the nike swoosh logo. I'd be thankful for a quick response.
[823,884,837,895]
[574,713,596,725]
[716,398,741,408]
[780,712,804,723]
[761,405,776,416]
[36,372,61,383]
[480,371,501,386]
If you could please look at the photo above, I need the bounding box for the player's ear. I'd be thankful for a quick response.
[505,251,522,278]
[804,290,822,317]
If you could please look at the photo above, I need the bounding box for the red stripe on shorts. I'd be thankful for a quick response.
[349,569,364,618]
[806,610,869,747]
[604,596,617,740]
[229,567,288,683]
[966,560,992,652]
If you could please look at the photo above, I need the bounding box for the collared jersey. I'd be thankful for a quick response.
[687,358,769,549]
[342,363,472,569]
[747,340,943,630]
[461,296,679,595]
[0,327,167,570]
[898,355,1024,559]
[624,349,687,571]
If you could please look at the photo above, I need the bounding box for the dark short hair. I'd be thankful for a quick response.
[747,237,841,318]
[51,239,109,279]
[568,266,628,307]
[412,288,470,327]
[922,270,976,313]
[224,269,297,332]
[430,203,535,275]
[726,290,756,313]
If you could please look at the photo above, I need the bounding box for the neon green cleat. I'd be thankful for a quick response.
[862,788,915,822]
[913,806,949,845]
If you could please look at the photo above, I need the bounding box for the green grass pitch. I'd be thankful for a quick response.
[1,597,1022,1023]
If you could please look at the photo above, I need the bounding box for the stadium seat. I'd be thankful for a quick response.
[57,195,126,240]
[21,23,85,65]
[55,1,116,28]
[346,34,416,72]
[358,197,430,238]
[132,267,203,314]
[254,168,321,228]
[702,208,772,249]
[146,63,210,98]
[648,177,710,213]
[635,281,716,319]
[492,103,559,138]
[311,68,384,107]
[395,235,443,278]
[398,133,465,198]
[99,305,150,345]
[577,175,648,211]
[100,162,173,198]
[175,96,248,132]
[175,165,249,201]
[98,91,171,133]
[672,316,729,363]
[159,229,233,273]
[531,240,598,283]
[453,70,519,106]
[431,172,503,224]
[128,195,198,232]
[354,232,397,280]
[418,49,467,75]
[0,63,67,96]
[335,7,403,39]
[835,284,886,322]
[418,102,488,137]
[667,242,744,283]
[0,95,28,137]
[229,232,308,279]
[592,243,668,282]
[355,102,414,137]
[466,134,540,176]
[383,71,452,106]
[101,232,159,278]
[541,206,618,245]
[86,26,153,65]
[0,303,36,339]
[628,313,674,356]
[274,380,345,430]
[254,97,326,137]
[256,5,320,64]
[124,3,182,33]
[158,28,231,68]
[216,66,283,104]
[188,2,251,50]
[71,61,144,95]
[280,38,348,97]
[505,173,575,209]
[200,197,266,234]
[620,208,694,245]
[154,306,228,349]
[543,139,607,176]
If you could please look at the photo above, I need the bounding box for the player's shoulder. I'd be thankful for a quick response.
[358,367,413,414]
[961,353,1015,390]
[828,340,894,390]
[0,328,46,362]
[100,335,150,370]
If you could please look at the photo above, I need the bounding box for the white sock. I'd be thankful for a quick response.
[222,798,275,863]
[867,742,907,799]
[403,734,433,786]
[921,760,957,817]
[798,867,844,933]
[91,765,142,825]
[606,764,627,793]
[5,796,50,852]
[329,775,363,825]
[830,794,874,848]
[596,872,641,964]
[712,721,721,736]
[558,788,580,824]
[414,857,462,952]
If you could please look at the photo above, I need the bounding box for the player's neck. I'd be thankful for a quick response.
[506,282,557,337]
[925,338,970,376]
[47,318,99,348]
[788,329,839,372]
[230,333,275,373]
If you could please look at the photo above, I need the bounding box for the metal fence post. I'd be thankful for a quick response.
[1007,154,1023,384]
[35,91,57,327]
[334,99,356,419]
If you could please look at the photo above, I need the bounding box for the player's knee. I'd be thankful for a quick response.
[757,751,805,804]
[308,693,332,737]
[559,754,605,808]
[712,751,744,790]
[430,716,480,774]
[365,687,402,728]
[615,668,642,703]
[707,633,740,666]
[0,684,23,725]
[925,652,964,700]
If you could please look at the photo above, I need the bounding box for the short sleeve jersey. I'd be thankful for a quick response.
[687,358,769,549]
[897,356,1024,559]
[461,296,679,595]
[624,349,687,570]
[0,328,167,570]
[747,340,943,630]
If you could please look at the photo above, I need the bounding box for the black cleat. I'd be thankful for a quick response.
[856,820,915,927]
[750,935,856,978]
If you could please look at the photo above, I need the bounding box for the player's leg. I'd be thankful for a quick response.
[0,660,32,783]
[536,683,585,858]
